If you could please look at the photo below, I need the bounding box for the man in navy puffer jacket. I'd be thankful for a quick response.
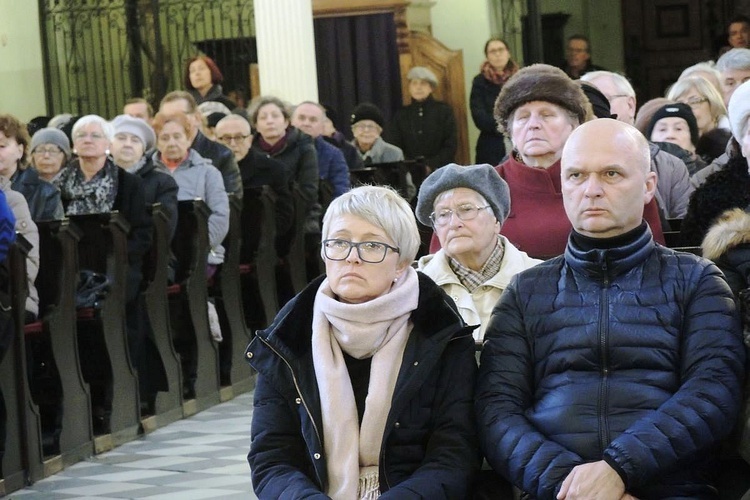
[476,119,746,499]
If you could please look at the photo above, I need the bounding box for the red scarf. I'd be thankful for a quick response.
[481,60,518,86]
[258,129,289,156]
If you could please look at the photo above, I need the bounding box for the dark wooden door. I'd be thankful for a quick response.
[623,0,733,103]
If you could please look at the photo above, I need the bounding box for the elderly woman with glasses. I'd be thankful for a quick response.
[53,114,152,433]
[416,164,540,343]
[0,116,64,222]
[246,185,479,499]
[667,76,730,164]
[29,127,71,184]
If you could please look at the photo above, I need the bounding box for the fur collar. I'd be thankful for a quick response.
[701,208,750,260]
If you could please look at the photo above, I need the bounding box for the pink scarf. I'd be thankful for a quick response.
[312,267,419,499]
[480,60,518,86]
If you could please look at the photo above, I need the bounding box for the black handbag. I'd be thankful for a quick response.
[75,270,110,309]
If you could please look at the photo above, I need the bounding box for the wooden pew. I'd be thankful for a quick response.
[69,213,140,448]
[0,235,43,493]
[239,186,279,330]
[140,204,182,430]
[349,159,428,199]
[276,185,309,305]
[26,220,93,469]
[169,200,220,413]
[211,194,255,396]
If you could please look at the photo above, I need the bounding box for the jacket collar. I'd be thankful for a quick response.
[259,272,465,359]
[564,224,655,281]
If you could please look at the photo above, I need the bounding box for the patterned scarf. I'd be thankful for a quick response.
[56,158,118,215]
[312,267,419,500]
[480,60,518,86]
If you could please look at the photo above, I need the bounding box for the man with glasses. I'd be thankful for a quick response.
[559,34,605,79]
[415,163,540,343]
[215,114,293,245]
[581,70,693,219]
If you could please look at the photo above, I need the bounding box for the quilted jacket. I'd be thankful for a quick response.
[246,273,480,499]
[476,226,746,499]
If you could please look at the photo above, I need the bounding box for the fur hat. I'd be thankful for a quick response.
[494,63,590,133]
[350,103,384,128]
[415,163,511,226]
[406,66,439,88]
[30,127,71,160]
[111,114,156,151]
[646,102,699,147]
[729,80,750,143]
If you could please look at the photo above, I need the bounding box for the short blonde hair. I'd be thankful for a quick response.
[321,185,420,267]
[667,76,727,124]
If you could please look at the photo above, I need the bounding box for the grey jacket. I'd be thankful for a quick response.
[353,137,404,164]
[650,143,694,219]
[152,149,229,264]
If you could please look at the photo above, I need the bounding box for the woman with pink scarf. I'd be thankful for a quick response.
[470,37,520,165]
[246,185,479,499]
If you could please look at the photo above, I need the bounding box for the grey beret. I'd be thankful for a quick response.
[415,163,511,226]
[30,127,71,160]
[406,66,438,88]
[111,114,156,151]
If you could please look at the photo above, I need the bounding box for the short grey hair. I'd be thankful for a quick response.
[581,71,635,97]
[72,115,114,142]
[321,185,421,267]
[717,48,750,73]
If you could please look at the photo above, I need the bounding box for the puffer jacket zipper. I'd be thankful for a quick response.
[598,259,611,454]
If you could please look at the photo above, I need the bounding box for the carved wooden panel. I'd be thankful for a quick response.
[623,0,729,102]
[402,31,469,165]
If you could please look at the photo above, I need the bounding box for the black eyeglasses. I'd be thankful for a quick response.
[322,239,400,263]
[218,134,250,144]
[430,205,491,227]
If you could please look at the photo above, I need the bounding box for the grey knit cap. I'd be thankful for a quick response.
[111,114,156,151]
[415,163,511,226]
[30,127,71,160]
[406,66,439,88]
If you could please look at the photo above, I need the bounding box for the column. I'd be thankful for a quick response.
[254,0,319,104]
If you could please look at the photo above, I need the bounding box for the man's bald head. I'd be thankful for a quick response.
[561,119,657,238]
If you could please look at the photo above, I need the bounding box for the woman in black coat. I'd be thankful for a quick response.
[246,186,479,499]
[389,67,457,171]
[470,37,519,165]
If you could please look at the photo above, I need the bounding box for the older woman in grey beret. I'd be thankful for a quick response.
[416,163,540,341]
[389,66,458,171]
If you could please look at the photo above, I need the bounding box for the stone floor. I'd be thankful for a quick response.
[9,392,257,499]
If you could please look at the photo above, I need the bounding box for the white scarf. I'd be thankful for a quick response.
[312,267,419,500]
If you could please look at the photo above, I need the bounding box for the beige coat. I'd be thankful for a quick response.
[417,235,541,341]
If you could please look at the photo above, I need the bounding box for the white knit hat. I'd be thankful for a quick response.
[728,80,750,143]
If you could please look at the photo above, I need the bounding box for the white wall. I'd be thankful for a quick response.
[431,0,495,163]
[0,1,47,121]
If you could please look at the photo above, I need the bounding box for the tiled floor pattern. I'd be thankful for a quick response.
[9,392,257,499]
